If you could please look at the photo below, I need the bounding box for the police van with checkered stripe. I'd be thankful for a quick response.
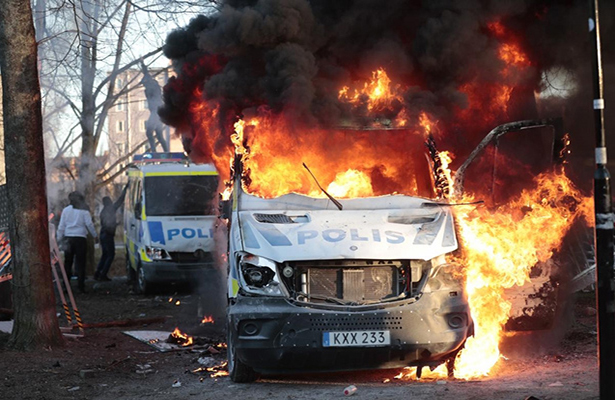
[124,153,219,293]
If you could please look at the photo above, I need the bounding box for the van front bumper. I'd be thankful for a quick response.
[228,290,472,374]
[140,261,216,284]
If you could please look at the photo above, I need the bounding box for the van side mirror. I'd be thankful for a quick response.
[135,201,142,219]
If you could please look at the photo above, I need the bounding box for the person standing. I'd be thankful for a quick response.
[94,184,128,281]
[57,191,98,293]
[140,61,169,153]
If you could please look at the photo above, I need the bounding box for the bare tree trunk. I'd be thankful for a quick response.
[0,0,63,349]
[77,0,101,275]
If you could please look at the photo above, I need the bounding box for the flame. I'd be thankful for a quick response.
[437,151,455,195]
[387,170,592,381]
[499,43,530,67]
[339,68,404,115]
[456,21,532,124]
[560,133,571,161]
[175,300,181,306]
[222,113,434,199]
[419,112,434,136]
[452,171,592,378]
[201,315,214,324]
[181,53,593,381]
[171,327,194,347]
[323,169,373,199]
[206,361,229,378]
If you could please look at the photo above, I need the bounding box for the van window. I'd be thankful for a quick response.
[127,176,137,212]
[144,175,218,216]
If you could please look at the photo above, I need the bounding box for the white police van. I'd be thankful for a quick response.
[124,153,219,293]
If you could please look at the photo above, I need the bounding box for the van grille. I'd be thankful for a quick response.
[284,260,412,304]
[308,267,398,302]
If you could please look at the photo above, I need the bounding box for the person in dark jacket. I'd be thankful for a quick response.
[94,184,128,281]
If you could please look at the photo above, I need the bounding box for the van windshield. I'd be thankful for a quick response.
[144,175,218,216]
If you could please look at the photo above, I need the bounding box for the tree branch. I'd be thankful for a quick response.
[96,138,149,187]
[93,1,132,152]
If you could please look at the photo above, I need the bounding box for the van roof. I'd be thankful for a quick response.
[128,162,218,175]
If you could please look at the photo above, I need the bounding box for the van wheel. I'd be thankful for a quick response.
[136,263,150,294]
[227,321,258,383]
[126,251,136,284]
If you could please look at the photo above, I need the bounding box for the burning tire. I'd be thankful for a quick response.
[227,317,259,383]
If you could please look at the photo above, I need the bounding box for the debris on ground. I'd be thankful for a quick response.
[191,360,229,379]
[343,385,357,396]
[197,356,217,367]
[123,330,225,353]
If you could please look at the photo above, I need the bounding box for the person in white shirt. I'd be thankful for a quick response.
[57,191,98,293]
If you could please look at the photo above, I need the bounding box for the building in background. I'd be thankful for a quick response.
[107,67,182,183]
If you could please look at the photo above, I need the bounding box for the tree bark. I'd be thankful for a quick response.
[0,0,63,349]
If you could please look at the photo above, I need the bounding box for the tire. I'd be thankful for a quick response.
[136,262,150,294]
[126,250,136,284]
[227,318,259,383]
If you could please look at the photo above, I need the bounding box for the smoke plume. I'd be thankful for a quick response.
[160,0,615,193]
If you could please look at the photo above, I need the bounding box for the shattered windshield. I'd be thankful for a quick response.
[144,175,218,216]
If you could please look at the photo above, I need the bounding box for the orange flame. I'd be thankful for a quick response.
[499,43,530,67]
[171,327,194,347]
[226,114,434,199]
[206,361,229,378]
[323,169,373,199]
[388,171,592,381]
[187,62,592,380]
[339,68,404,113]
[437,150,455,196]
[452,171,592,378]
[201,315,214,324]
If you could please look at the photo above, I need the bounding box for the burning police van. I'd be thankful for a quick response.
[124,153,219,293]
[224,119,566,382]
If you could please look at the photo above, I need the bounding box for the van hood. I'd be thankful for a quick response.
[143,216,217,252]
[237,206,457,262]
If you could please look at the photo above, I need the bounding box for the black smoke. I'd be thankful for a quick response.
[160,0,615,191]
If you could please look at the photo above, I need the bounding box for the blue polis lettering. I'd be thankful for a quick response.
[167,228,212,241]
[323,229,346,242]
[296,229,405,245]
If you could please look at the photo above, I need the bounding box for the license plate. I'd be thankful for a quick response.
[322,331,390,347]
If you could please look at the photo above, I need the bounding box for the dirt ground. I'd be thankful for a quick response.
[0,252,601,400]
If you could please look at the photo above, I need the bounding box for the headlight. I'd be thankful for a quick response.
[424,258,464,292]
[145,246,171,261]
[238,254,285,296]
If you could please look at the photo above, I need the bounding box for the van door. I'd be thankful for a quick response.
[125,173,143,267]
[451,118,579,334]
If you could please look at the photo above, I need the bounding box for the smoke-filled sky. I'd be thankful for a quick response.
[159,0,615,193]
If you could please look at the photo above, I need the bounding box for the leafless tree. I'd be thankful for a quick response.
[34,0,217,271]
[36,0,218,198]
[0,0,64,349]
